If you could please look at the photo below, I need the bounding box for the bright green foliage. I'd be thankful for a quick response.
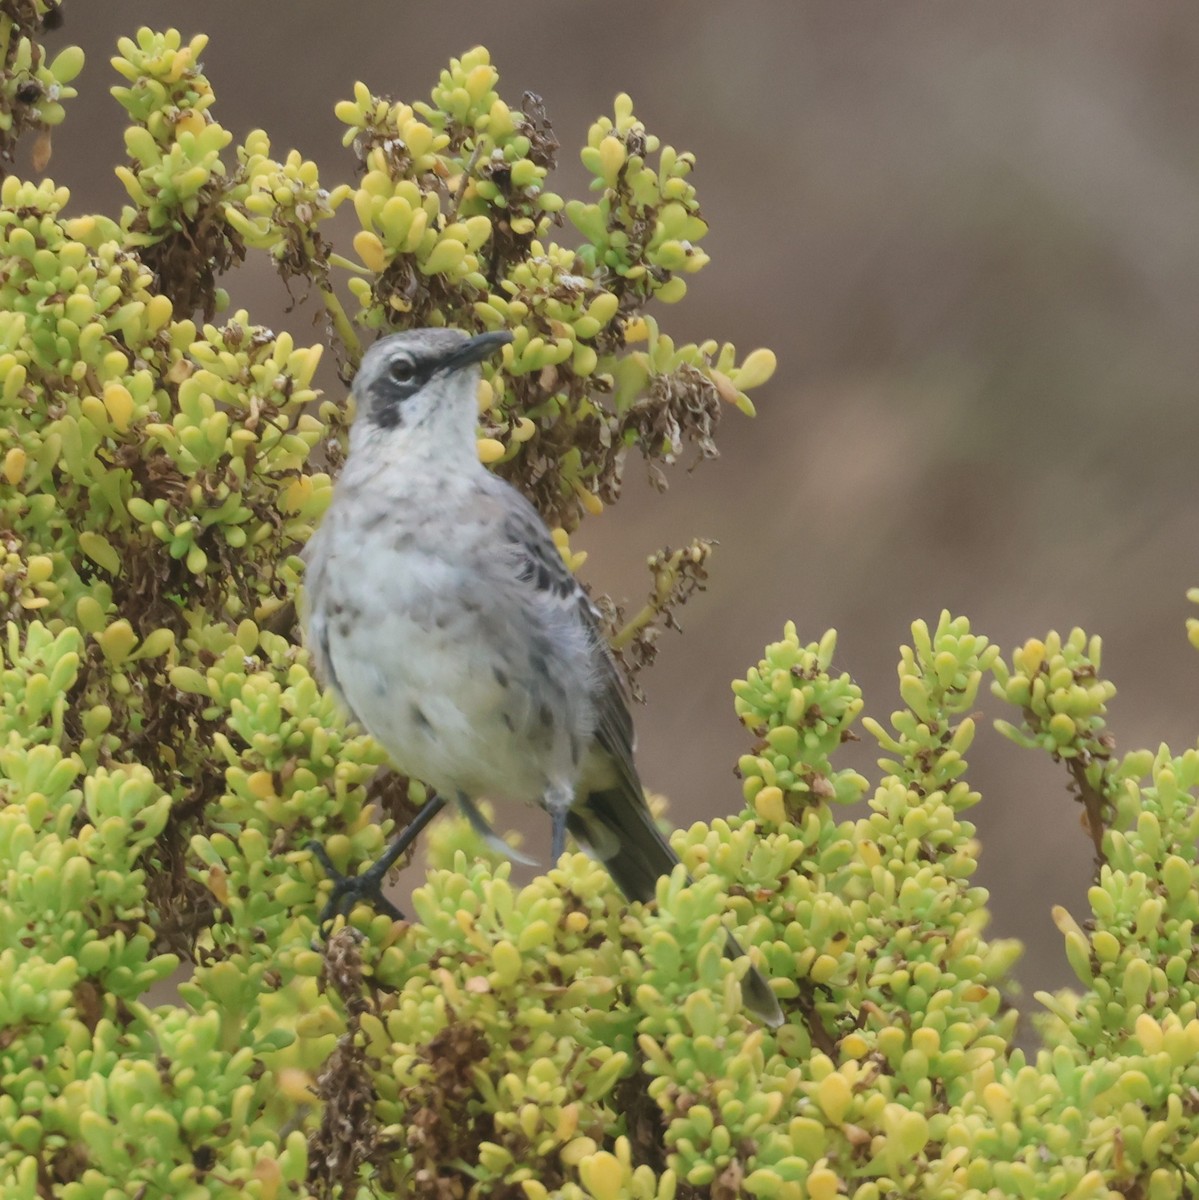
[734,623,869,819]
[3,18,1199,1200]
[0,5,81,166]
[992,628,1117,767]
[322,46,773,526]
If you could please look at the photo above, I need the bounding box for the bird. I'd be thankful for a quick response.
[301,326,783,1028]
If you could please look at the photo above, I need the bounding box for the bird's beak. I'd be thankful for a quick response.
[442,329,514,372]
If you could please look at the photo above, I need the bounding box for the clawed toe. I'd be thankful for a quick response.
[306,839,407,933]
[305,794,448,936]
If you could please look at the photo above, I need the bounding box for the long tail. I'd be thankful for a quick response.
[569,784,784,1028]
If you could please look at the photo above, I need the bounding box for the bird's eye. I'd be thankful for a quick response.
[388,357,417,385]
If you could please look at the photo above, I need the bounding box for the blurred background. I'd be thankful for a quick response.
[35,3,1199,1017]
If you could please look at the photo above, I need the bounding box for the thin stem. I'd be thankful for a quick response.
[318,281,362,366]
[609,551,683,651]
[449,141,482,221]
[610,599,660,652]
[1068,757,1108,864]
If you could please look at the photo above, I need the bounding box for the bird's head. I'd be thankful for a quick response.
[348,327,513,460]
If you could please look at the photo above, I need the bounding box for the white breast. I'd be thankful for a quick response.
[307,500,592,810]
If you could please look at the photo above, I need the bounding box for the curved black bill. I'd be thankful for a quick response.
[442,329,514,372]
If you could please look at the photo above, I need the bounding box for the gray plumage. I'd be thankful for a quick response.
[302,327,783,1028]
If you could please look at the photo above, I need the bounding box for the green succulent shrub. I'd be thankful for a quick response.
[2,10,1199,1200]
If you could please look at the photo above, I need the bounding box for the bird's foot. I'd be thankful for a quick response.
[307,839,407,932]
[307,792,449,936]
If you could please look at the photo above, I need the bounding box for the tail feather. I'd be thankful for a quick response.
[569,785,784,1029]
[568,784,677,904]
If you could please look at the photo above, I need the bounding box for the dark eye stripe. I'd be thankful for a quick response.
[370,358,436,429]
[396,358,435,389]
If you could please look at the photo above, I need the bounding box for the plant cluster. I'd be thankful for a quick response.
[2,15,1198,1200]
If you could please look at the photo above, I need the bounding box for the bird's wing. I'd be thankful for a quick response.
[488,481,640,795]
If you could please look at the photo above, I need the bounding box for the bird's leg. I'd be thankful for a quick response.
[546,785,573,861]
[551,812,566,860]
[308,791,448,929]
[455,791,539,866]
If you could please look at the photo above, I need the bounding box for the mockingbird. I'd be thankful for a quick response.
[302,327,783,1028]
